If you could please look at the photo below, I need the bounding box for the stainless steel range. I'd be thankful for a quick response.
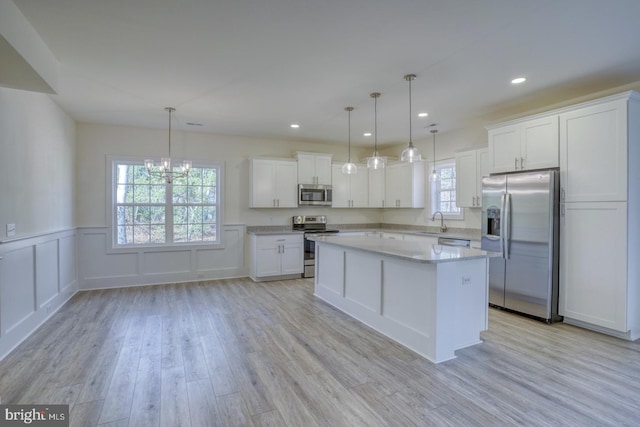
[292,215,339,278]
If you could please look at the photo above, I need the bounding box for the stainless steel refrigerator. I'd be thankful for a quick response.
[481,169,561,322]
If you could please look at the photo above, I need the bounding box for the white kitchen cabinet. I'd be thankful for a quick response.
[455,147,489,208]
[558,91,640,340]
[331,164,368,208]
[368,167,385,208]
[249,158,298,208]
[384,161,425,208]
[559,98,628,202]
[296,152,332,185]
[560,202,628,332]
[249,234,303,281]
[487,115,559,174]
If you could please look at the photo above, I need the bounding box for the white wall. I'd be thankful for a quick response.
[0,88,76,237]
[75,122,383,228]
[0,87,77,360]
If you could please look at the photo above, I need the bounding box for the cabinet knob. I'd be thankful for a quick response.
[520,157,525,170]
[514,157,519,170]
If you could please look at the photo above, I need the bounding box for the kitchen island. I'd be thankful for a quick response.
[310,234,498,363]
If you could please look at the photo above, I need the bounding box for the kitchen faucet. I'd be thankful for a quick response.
[432,211,448,232]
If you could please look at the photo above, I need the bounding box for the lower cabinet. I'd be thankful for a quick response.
[249,234,303,281]
[559,201,631,335]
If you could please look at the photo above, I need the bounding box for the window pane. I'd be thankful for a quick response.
[133,185,150,203]
[133,165,150,184]
[134,206,151,224]
[117,225,133,245]
[188,185,203,204]
[188,224,203,242]
[204,187,217,203]
[174,224,188,242]
[150,225,165,243]
[204,224,217,241]
[188,206,203,223]
[150,207,165,224]
[133,225,150,243]
[203,207,216,223]
[149,185,166,203]
[173,206,188,224]
[202,169,216,186]
[116,206,134,226]
[116,164,133,185]
[188,168,203,184]
[173,185,187,203]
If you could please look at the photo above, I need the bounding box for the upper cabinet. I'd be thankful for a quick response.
[559,98,628,202]
[487,115,559,174]
[249,158,298,208]
[384,161,425,208]
[368,168,385,208]
[331,164,368,208]
[455,147,489,208]
[296,152,332,185]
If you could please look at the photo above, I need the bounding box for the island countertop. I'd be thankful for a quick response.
[308,234,498,264]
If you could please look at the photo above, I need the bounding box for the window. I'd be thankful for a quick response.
[430,160,463,220]
[109,157,223,248]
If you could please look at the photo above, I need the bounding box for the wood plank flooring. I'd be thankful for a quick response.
[1,277,639,426]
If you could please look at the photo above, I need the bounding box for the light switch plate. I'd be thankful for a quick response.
[6,223,16,237]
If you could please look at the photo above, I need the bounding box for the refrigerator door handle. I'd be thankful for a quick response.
[503,192,511,259]
[500,193,506,258]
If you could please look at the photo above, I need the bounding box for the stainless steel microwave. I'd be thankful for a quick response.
[298,184,332,206]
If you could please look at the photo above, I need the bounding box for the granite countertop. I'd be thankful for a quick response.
[246,224,481,241]
[308,234,498,264]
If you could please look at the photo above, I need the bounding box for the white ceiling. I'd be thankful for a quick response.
[11,0,640,147]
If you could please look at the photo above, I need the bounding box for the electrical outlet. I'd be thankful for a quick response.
[462,276,472,286]
[6,223,16,237]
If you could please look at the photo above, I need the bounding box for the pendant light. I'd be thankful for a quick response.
[367,92,386,170]
[429,129,439,182]
[145,107,192,184]
[341,106,357,174]
[400,74,422,163]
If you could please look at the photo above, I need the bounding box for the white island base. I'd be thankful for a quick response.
[314,240,490,364]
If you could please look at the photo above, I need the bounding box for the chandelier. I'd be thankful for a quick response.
[145,107,192,184]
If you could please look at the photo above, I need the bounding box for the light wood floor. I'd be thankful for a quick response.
[1,278,639,426]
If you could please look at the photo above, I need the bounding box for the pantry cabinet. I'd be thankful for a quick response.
[296,152,332,185]
[331,164,368,208]
[455,147,489,208]
[384,161,425,208]
[488,115,559,174]
[558,91,640,340]
[249,233,303,281]
[249,158,298,208]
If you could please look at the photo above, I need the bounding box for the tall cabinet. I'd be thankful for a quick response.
[558,91,640,340]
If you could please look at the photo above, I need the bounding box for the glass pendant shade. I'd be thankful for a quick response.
[367,153,385,170]
[367,92,386,170]
[429,168,439,182]
[342,162,358,174]
[401,74,422,163]
[342,106,358,175]
[401,142,422,163]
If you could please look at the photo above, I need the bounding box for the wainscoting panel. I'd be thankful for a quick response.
[0,229,78,360]
[78,224,246,290]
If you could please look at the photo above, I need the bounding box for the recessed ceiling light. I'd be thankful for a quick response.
[418,113,429,118]
[363,132,372,137]
[290,123,300,128]
[511,77,526,84]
